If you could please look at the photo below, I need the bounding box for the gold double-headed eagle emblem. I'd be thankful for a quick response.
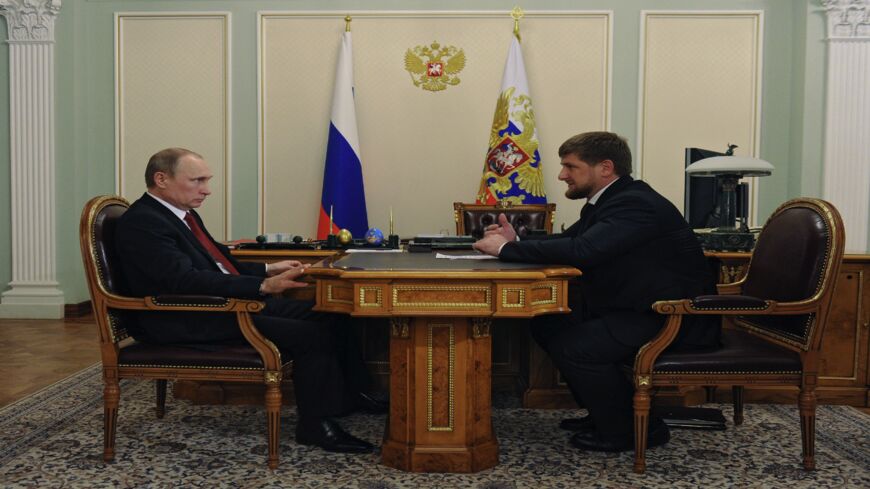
[404,41,466,92]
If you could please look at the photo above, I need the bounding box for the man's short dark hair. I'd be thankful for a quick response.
[558,131,632,176]
[144,148,202,188]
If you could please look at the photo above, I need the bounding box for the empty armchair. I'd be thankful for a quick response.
[630,198,845,473]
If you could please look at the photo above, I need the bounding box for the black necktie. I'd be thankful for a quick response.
[577,202,595,234]
[580,202,595,220]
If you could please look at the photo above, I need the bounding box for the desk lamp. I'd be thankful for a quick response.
[686,150,773,251]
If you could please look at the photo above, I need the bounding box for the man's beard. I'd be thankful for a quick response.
[564,185,591,200]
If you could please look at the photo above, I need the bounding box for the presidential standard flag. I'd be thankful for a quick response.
[477,36,546,205]
[317,31,368,239]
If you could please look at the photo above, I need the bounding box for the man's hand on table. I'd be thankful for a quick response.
[473,213,515,257]
[260,263,310,294]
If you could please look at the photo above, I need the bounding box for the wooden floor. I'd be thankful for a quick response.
[1,314,868,417]
[0,315,101,407]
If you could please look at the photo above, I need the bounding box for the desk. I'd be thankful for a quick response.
[306,252,580,473]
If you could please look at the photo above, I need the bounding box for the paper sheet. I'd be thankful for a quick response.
[435,252,498,260]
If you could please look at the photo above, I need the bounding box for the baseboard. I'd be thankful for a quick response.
[64,301,92,318]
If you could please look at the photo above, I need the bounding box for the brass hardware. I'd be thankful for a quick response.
[501,288,525,308]
[390,317,410,338]
[472,318,492,338]
[392,285,491,308]
[359,286,383,307]
[531,283,558,305]
[264,371,282,384]
[637,375,651,386]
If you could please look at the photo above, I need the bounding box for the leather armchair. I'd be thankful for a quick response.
[630,198,845,473]
[79,195,290,469]
[453,202,556,239]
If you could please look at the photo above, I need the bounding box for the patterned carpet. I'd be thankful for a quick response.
[1,365,868,488]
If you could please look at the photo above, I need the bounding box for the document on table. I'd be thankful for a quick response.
[345,248,404,253]
[435,252,498,260]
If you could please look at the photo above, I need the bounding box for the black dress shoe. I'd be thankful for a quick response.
[356,391,389,415]
[295,417,374,453]
[570,421,670,453]
[559,416,595,432]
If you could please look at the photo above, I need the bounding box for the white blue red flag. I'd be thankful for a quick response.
[317,32,368,239]
[477,36,546,205]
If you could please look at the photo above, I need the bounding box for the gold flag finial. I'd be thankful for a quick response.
[345,15,352,32]
[511,6,524,41]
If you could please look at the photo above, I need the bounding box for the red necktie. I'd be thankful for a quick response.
[184,212,239,275]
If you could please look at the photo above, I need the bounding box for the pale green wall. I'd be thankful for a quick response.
[0,14,8,299]
[0,0,830,304]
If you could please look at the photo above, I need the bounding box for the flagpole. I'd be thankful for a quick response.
[511,6,524,42]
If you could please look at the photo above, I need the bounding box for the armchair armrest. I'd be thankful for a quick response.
[148,295,265,313]
[99,293,277,368]
[100,294,265,313]
[653,294,820,316]
[691,294,769,310]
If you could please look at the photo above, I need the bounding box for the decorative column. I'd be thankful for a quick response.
[821,0,870,253]
[0,0,64,318]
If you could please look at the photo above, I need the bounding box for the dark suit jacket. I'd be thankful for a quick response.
[500,176,719,348]
[116,193,267,344]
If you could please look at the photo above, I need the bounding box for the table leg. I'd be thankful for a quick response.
[381,316,498,472]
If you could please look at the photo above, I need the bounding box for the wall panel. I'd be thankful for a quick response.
[116,13,230,238]
[638,12,762,224]
[259,11,611,236]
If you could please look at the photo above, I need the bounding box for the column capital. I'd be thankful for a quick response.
[822,0,870,39]
[0,0,61,42]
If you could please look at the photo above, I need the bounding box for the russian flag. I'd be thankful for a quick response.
[317,32,368,239]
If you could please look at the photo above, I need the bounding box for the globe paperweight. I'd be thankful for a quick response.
[365,228,385,246]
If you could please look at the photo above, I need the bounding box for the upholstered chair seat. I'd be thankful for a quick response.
[650,329,801,374]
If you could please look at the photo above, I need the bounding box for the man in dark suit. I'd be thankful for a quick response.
[474,132,719,452]
[116,147,383,454]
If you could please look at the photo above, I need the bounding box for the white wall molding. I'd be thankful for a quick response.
[823,0,870,39]
[0,0,60,42]
[821,0,870,252]
[0,0,65,318]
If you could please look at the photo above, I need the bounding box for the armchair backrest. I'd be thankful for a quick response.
[454,202,556,239]
[79,195,133,344]
[738,198,845,350]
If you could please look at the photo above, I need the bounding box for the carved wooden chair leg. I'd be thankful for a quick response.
[798,388,817,470]
[264,379,282,469]
[633,385,653,474]
[155,380,167,419]
[103,378,120,462]
[731,386,744,426]
[704,386,717,403]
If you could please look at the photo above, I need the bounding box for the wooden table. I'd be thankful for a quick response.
[306,251,580,473]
